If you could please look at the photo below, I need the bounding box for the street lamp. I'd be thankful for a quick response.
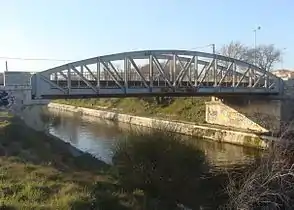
[253,26,261,65]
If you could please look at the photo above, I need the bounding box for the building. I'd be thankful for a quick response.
[272,69,294,80]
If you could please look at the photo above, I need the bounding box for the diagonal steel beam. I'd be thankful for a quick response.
[198,60,214,84]
[71,65,98,93]
[253,72,267,88]
[128,57,149,88]
[154,59,170,80]
[235,66,250,87]
[152,55,173,88]
[40,74,67,93]
[173,56,192,87]
[196,63,208,81]
[177,56,195,87]
[269,82,275,89]
[107,61,123,81]
[84,65,98,81]
[217,62,234,85]
[59,71,68,80]
[100,60,124,90]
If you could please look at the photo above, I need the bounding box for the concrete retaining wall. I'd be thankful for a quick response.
[206,97,282,134]
[48,103,277,148]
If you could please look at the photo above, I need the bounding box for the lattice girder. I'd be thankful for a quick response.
[31,50,283,99]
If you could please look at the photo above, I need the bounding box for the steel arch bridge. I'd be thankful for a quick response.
[31,50,284,99]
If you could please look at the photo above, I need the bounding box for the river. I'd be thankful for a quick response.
[15,105,264,209]
[18,105,261,167]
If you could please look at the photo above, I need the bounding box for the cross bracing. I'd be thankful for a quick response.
[30,50,283,99]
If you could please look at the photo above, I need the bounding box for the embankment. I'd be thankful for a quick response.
[0,112,110,209]
[48,102,276,148]
[54,97,208,123]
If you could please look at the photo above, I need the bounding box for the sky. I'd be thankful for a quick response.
[0,0,293,72]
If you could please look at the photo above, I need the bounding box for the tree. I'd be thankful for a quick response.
[245,44,281,71]
[218,41,282,72]
[218,41,248,61]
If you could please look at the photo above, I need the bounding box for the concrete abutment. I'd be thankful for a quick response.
[205,96,294,135]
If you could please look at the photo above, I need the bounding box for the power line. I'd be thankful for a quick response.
[0,56,73,62]
[189,44,215,51]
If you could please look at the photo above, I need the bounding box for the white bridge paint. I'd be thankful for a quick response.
[1,49,292,135]
[30,50,284,99]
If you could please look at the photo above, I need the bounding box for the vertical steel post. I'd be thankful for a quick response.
[194,56,198,86]
[96,60,100,91]
[173,54,176,87]
[169,56,173,82]
[67,65,71,94]
[232,62,236,87]
[212,44,217,86]
[149,54,153,92]
[124,57,129,92]
[249,66,253,87]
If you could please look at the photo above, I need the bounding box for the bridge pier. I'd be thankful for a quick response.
[205,96,286,134]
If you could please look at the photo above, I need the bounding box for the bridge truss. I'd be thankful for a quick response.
[31,50,283,99]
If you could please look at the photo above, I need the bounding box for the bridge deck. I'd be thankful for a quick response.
[35,80,277,99]
[39,91,278,99]
[52,80,265,88]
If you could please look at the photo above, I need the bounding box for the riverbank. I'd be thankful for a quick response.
[49,102,276,148]
[0,110,244,209]
[55,97,208,123]
[0,112,148,209]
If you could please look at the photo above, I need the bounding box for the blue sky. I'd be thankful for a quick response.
[0,0,293,72]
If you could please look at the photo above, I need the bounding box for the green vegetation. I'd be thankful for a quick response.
[55,97,209,123]
[0,113,146,209]
[0,111,237,209]
[5,110,283,209]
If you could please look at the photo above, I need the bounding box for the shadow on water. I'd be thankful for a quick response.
[111,128,260,209]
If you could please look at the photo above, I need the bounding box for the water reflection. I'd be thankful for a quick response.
[38,107,260,167]
[14,106,264,209]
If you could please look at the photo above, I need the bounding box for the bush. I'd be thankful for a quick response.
[112,128,230,209]
[226,139,294,209]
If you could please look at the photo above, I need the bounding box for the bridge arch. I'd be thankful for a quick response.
[31,50,283,99]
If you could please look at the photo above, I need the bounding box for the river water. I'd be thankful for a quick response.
[18,105,261,167]
[15,105,264,208]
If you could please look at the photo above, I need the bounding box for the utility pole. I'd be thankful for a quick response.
[212,44,215,54]
[253,26,261,65]
[5,61,8,71]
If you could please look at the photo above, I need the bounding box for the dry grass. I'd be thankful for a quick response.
[225,138,294,210]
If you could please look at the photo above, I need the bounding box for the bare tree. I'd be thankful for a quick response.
[225,139,294,209]
[217,41,249,75]
[245,44,282,71]
[218,41,282,72]
[218,41,248,61]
